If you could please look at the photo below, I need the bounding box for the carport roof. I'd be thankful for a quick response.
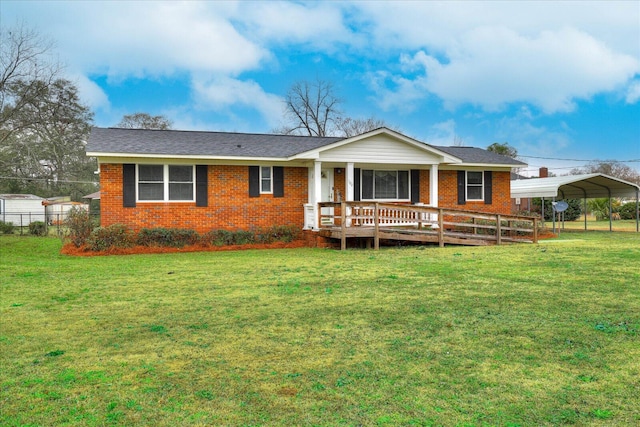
[511,173,640,199]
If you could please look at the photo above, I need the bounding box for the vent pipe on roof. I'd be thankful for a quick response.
[539,167,549,178]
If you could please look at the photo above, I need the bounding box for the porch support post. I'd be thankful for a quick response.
[429,164,439,207]
[313,161,322,229]
[346,162,354,201]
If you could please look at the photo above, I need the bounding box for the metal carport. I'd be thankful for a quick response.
[511,173,640,232]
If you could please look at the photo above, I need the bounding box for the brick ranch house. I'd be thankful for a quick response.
[86,127,526,235]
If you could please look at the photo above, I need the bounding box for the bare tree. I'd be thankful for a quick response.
[281,79,342,137]
[335,116,393,138]
[117,112,172,130]
[571,161,640,186]
[1,23,62,144]
[277,78,398,138]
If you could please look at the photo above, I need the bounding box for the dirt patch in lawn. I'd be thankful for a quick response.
[60,240,308,256]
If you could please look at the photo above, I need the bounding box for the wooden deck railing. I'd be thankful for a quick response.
[318,202,538,250]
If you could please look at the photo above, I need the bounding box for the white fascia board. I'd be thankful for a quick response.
[439,164,522,170]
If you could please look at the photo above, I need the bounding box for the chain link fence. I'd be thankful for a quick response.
[0,211,100,236]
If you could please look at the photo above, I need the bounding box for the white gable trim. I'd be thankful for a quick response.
[290,127,461,164]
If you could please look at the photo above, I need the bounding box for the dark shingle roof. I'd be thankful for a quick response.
[87,127,343,158]
[86,127,526,167]
[433,146,527,166]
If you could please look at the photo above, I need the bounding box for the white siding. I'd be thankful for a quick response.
[0,197,45,225]
[318,135,442,165]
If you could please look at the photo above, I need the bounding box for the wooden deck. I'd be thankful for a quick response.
[317,202,538,250]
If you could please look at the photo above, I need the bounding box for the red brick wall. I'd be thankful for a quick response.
[100,164,308,232]
[438,170,512,214]
[100,164,514,232]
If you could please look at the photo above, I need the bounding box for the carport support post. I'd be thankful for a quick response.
[608,196,613,232]
[584,197,588,231]
[636,191,640,233]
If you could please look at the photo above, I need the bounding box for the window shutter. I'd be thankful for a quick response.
[354,168,361,201]
[411,169,421,204]
[195,165,208,207]
[249,166,260,197]
[484,171,492,205]
[273,166,284,198]
[457,170,466,205]
[362,170,374,199]
[123,163,136,207]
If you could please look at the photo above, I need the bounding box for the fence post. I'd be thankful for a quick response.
[374,202,380,250]
[438,208,444,247]
[341,202,347,251]
[496,214,502,245]
[533,218,538,244]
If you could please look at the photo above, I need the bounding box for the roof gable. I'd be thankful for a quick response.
[293,127,460,164]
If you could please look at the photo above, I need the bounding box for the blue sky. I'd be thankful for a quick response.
[2,1,639,177]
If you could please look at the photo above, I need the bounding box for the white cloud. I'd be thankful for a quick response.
[372,27,639,114]
[4,1,268,79]
[71,74,110,112]
[238,1,357,50]
[495,114,572,158]
[4,0,638,129]
[192,76,284,128]
[626,80,640,104]
[425,119,458,146]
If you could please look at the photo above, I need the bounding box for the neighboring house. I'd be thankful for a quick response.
[510,167,550,213]
[43,197,89,224]
[0,194,45,225]
[86,127,526,233]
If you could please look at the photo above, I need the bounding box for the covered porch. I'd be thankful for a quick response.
[303,161,440,230]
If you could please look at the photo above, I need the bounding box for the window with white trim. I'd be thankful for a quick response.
[137,165,194,201]
[260,166,272,194]
[361,169,409,200]
[466,171,484,201]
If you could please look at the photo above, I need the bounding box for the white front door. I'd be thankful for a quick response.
[320,168,334,225]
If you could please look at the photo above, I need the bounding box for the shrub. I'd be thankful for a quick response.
[0,221,15,234]
[533,198,582,221]
[87,224,134,251]
[29,221,47,236]
[618,202,638,220]
[231,230,255,245]
[137,228,199,248]
[255,225,300,243]
[587,198,620,221]
[65,207,96,247]
[200,229,255,246]
[200,230,233,247]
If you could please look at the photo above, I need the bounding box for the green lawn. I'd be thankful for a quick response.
[556,218,638,233]
[1,233,639,426]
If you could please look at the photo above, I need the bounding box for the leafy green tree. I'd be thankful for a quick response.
[0,79,96,199]
[487,142,518,159]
